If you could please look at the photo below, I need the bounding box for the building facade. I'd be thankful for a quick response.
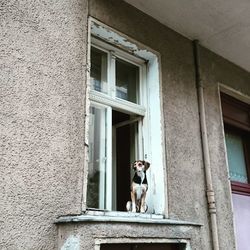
[1,0,250,249]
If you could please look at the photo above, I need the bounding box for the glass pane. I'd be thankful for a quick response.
[116,58,139,103]
[225,132,248,183]
[90,47,108,93]
[87,105,107,209]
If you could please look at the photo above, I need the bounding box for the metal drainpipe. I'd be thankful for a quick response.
[193,40,220,250]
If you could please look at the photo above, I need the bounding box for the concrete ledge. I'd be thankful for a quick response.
[55,211,202,226]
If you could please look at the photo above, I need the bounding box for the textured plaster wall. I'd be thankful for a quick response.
[2,0,250,249]
[0,0,88,249]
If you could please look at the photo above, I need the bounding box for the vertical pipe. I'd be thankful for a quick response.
[193,40,220,250]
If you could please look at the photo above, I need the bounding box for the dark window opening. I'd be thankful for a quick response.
[101,243,186,250]
[112,110,140,211]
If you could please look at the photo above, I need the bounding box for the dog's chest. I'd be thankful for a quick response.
[133,172,147,185]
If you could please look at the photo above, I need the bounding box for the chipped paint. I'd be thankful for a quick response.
[91,21,157,61]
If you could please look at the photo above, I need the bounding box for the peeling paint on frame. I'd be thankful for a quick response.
[91,22,157,61]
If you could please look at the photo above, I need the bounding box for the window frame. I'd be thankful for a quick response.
[221,92,250,196]
[90,37,147,116]
[82,18,167,215]
[88,39,147,211]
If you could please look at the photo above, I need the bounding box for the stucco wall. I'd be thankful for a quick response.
[1,0,88,249]
[2,0,250,249]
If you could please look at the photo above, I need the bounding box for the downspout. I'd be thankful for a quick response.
[193,40,220,250]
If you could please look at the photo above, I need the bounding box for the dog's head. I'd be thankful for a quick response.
[132,160,150,173]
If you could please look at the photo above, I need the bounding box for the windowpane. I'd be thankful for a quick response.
[225,132,248,183]
[87,105,107,209]
[90,47,108,93]
[116,58,139,103]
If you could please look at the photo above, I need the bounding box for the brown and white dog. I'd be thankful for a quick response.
[126,160,150,213]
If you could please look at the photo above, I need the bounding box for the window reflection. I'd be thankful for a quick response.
[116,58,139,104]
[90,47,108,93]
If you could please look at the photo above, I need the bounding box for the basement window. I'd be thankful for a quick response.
[86,20,166,214]
[100,243,186,250]
[221,93,250,195]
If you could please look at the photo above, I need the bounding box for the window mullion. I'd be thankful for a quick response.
[109,52,116,99]
[106,106,113,210]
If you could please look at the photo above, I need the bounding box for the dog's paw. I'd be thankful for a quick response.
[140,204,148,213]
[126,201,132,212]
[140,208,146,213]
[132,203,137,213]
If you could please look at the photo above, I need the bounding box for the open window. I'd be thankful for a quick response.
[221,92,250,195]
[86,20,166,214]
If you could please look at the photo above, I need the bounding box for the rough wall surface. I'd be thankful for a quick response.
[0,0,88,249]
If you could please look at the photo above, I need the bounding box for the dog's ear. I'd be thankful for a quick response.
[143,161,150,170]
[132,161,136,170]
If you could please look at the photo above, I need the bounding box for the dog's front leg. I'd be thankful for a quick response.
[130,190,137,213]
[140,186,147,213]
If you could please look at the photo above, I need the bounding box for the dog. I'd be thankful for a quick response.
[126,160,150,213]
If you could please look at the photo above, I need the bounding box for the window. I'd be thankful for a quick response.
[87,39,145,211]
[221,93,250,195]
[100,243,185,250]
[85,20,166,214]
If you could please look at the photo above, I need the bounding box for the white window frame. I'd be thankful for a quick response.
[82,18,167,216]
[90,38,147,116]
[89,38,146,211]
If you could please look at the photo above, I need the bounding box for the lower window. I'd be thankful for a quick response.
[100,243,186,250]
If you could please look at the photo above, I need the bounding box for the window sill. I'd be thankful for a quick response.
[55,211,202,227]
[231,181,250,196]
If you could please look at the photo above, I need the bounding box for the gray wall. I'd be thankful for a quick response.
[1,0,88,249]
[1,0,250,249]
